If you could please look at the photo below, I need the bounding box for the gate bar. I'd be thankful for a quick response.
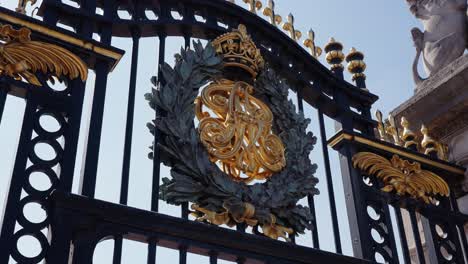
[409,209,426,264]
[393,207,412,263]
[318,109,342,253]
[297,87,320,249]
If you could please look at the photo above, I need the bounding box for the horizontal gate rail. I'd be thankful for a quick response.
[47,191,374,264]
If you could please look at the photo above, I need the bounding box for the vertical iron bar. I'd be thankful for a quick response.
[409,210,426,264]
[77,0,112,197]
[148,33,167,264]
[113,236,123,264]
[179,245,187,264]
[317,109,341,253]
[151,34,166,213]
[147,238,157,264]
[0,99,36,263]
[0,84,7,125]
[209,251,218,264]
[113,29,141,264]
[307,196,320,248]
[59,79,86,192]
[120,30,141,205]
[181,34,191,220]
[450,195,468,262]
[394,208,412,263]
[79,60,110,197]
[297,87,319,249]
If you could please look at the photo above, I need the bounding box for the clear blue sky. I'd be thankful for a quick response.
[0,0,419,263]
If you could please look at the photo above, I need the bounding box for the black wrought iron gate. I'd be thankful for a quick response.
[0,0,467,263]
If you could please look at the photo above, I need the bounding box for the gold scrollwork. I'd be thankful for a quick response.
[375,110,449,160]
[195,79,286,183]
[191,203,293,241]
[352,152,449,204]
[0,24,87,86]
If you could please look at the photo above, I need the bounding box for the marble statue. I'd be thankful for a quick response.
[407,0,467,84]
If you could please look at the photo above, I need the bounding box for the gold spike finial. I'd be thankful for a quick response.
[282,13,302,41]
[420,124,449,160]
[375,110,388,141]
[385,115,402,146]
[303,29,322,58]
[262,0,282,26]
[421,124,438,156]
[243,0,263,14]
[400,117,418,149]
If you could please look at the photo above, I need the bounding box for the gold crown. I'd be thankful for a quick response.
[212,24,264,78]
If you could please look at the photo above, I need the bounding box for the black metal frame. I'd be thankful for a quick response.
[0,0,466,263]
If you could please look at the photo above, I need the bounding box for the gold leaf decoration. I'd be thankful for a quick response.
[0,24,88,86]
[260,214,293,241]
[352,152,449,204]
[191,203,293,241]
[195,79,286,183]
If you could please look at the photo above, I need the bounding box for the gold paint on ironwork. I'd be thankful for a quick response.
[375,110,389,142]
[282,13,302,41]
[421,125,448,161]
[262,0,282,26]
[191,204,233,226]
[192,203,292,241]
[261,214,294,241]
[0,24,87,86]
[324,38,345,70]
[352,152,449,204]
[345,47,366,81]
[328,131,465,175]
[15,0,36,14]
[375,111,450,161]
[400,116,419,149]
[195,79,286,183]
[303,29,322,58]
[243,0,263,14]
[212,24,264,78]
[0,12,122,70]
[385,114,403,146]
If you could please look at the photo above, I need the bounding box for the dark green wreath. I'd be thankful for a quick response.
[145,40,319,236]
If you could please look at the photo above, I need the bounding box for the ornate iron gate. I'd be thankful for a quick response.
[0,0,467,263]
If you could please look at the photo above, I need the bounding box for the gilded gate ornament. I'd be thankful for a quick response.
[195,79,286,182]
[0,24,87,86]
[147,24,319,242]
[195,24,285,183]
[352,152,449,204]
[374,110,449,160]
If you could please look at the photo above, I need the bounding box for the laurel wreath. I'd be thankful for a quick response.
[145,41,319,236]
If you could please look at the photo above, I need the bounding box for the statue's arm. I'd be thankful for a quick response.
[411,28,425,85]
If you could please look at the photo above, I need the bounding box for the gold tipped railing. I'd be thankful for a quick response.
[375,110,449,161]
